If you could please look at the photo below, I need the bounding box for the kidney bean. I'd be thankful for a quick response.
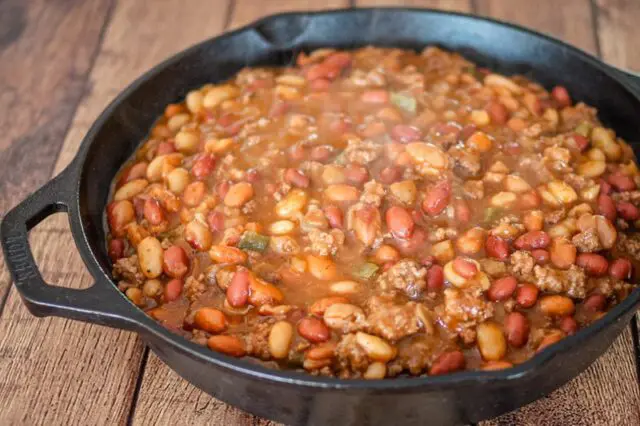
[597,194,617,222]
[207,211,225,232]
[559,316,578,335]
[487,276,517,301]
[284,168,310,188]
[107,200,135,236]
[452,257,478,279]
[583,293,607,312]
[143,198,164,225]
[191,153,216,180]
[600,180,612,195]
[527,249,548,265]
[549,239,577,270]
[310,145,333,162]
[385,206,415,239]
[485,235,509,260]
[453,199,471,223]
[227,269,250,308]
[164,278,183,302]
[609,258,632,280]
[422,180,451,216]
[426,264,444,292]
[391,124,421,143]
[504,312,529,348]
[361,89,389,104]
[551,86,572,108]
[162,245,190,278]
[309,78,331,91]
[156,141,176,155]
[429,350,465,376]
[344,163,369,186]
[324,51,352,69]
[324,205,344,229]
[132,197,145,220]
[539,295,575,316]
[617,201,640,221]
[118,162,148,188]
[516,283,539,308]
[246,169,260,183]
[396,227,426,254]
[576,253,609,276]
[207,335,246,357]
[608,172,636,191]
[297,317,330,343]
[216,181,230,199]
[379,166,402,184]
[194,307,227,334]
[486,101,509,125]
[518,190,541,210]
[108,239,125,261]
[514,230,550,250]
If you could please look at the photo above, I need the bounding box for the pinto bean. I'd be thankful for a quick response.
[207,335,246,357]
[516,283,539,308]
[536,331,565,353]
[576,253,609,276]
[391,124,421,143]
[551,86,571,107]
[137,236,164,278]
[453,199,471,223]
[162,245,190,278]
[584,293,607,312]
[422,180,451,216]
[143,198,165,225]
[224,182,254,207]
[617,201,640,221]
[504,312,529,348]
[379,166,402,184]
[514,230,550,250]
[609,258,632,280]
[164,278,183,302]
[284,168,310,188]
[107,200,135,236]
[355,332,397,362]
[191,154,216,180]
[549,238,577,270]
[487,276,517,301]
[194,308,227,333]
[325,184,359,202]
[429,350,465,376]
[539,295,575,316]
[485,235,509,260]
[207,211,225,232]
[310,145,333,162]
[118,162,148,188]
[476,322,507,361]
[486,101,509,124]
[597,194,617,222]
[183,181,207,207]
[298,317,330,343]
[361,90,389,104]
[385,206,415,239]
[227,269,250,307]
[324,205,344,229]
[309,296,350,316]
[452,257,478,279]
[307,255,337,280]
[269,321,294,359]
[209,245,247,264]
[185,220,213,251]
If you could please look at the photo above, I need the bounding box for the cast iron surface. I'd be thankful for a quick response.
[2,8,640,425]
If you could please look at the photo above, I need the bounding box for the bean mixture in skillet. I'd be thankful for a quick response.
[106,47,640,378]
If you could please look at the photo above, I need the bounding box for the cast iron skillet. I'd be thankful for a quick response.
[2,8,640,425]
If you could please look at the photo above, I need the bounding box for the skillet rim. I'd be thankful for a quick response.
[69,6,640,391]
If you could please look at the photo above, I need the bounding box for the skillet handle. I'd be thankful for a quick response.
[0,167,139,330]
[609,66,640,96]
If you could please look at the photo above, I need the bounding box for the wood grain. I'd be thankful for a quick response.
[596,0,640,71]
[356,0,471,10]
[0,0,231,425]
[230,0,349,29]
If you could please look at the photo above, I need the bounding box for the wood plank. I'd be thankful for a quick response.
[0,1,231,425]
[230,0,349,29]
[475,1,640,425]
[595,0,640,71]
[0,0,114,303]
[356,0,471,10]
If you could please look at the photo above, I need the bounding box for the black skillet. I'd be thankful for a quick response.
[2,8,640,425]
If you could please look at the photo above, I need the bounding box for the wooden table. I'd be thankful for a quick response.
[1,0,639,424]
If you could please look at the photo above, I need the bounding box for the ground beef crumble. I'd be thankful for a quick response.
[365,295,422,341]
[533,265,587,299]
[376,260,427,298]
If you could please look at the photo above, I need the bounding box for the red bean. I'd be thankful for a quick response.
[559,316,578,335]
[217,181,230,199]
[163,245,190,278]
[324,51,352,69]
[310,145,333,162]
[609,258,632,280]
[396,227,426,254]
[297,317,330,343]
[426,264,444,292]
[576,253,609,276]
[361,90,389,104]
[514,231,550,250]
[551,86,572,108]
[459,124,478,142]
[429,351,465,376]
[485,235,509,260]
[194,308,227,334]
[598,194,617,222]
[310,78,331,91]
[422,180,451,216]
[192,153,216,180]
[504,311,529,348]
[164,279,183,302]
[288,145,305,161]
[453,199,471,223]
[379,166,402,184]
[143,198,164,225]
[284,168,310,188]
[385,206,415,239]
[608,172,636,191]
[583,293,607,312]
[118,162,148,188]
[531,249,550,265]
[246,169,260,183]
[227,269,250,308]
[600,180,612,195]
[452,257,478,279]
[108,239,125,261]
[570,134,589,152]
[344,163,369,185]
[486,101,509,125]
[487,276,517,301]
[207,211,225,232]
[516,283,539,308]
[324,205,344,229]
[156,141,176,155]
[391,124,421,143]
[617,201,640,221]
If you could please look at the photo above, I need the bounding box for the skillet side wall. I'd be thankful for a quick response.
[70,9,640,425]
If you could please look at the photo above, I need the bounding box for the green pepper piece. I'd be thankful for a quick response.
[574,121,592,138]
[390,92,417,113]
[484,207,504,224]
[238,231,270,252]
[353,262,380,280]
